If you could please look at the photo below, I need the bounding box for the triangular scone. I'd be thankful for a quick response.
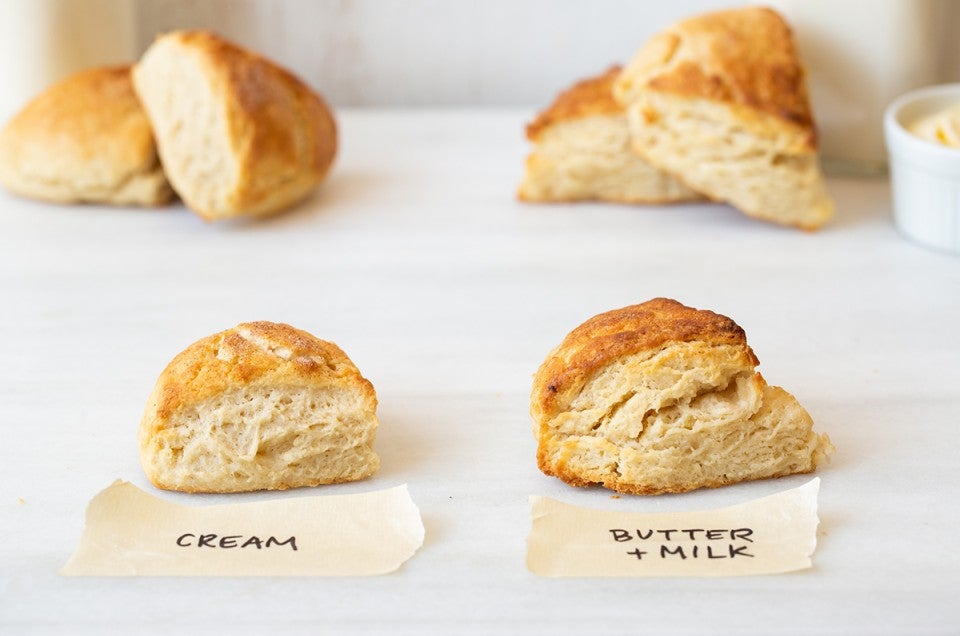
[0,66,172,206]
[519,66,701,204]
[613,8,834,229]
[139,322,379,493]
[531,298,833,494]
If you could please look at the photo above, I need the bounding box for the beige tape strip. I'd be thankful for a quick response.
[61,480,424,577]
[527,478,821,577]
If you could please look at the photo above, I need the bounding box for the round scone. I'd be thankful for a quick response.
[132,31,337,220]
[0,66,172,206]
[139,322,379,493]
[531,298,833,494]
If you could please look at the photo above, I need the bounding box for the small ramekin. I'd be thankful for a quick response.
[884,84,960,255]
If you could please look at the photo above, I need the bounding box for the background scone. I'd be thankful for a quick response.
[614,8,834,229]
[0,66,172,206]
[519,66,701,204]
[140,321,379,493]
[531,298,833,494]
[133,31,337,220]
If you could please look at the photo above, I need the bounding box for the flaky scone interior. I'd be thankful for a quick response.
[613,8,834,229]
[531,298,832,494]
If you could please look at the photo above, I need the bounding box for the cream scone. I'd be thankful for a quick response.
[614,8,834,229]
[0,66,172,206]
[531,298,833,494]
[133,31,337,220]
[519,66,701,204]
[139,321,379,493]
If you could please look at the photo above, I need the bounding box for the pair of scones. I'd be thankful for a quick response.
[141,300,831,496]
[520,7,835,230]
[0,31,336,220]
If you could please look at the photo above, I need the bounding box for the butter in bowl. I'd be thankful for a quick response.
[884,84,960,254]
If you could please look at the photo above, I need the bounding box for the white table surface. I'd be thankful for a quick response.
[1,110,958,635]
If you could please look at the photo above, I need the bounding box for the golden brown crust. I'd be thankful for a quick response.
[526,66,623,141]
[532,298,757,419]
[136,31,337,218]
[147,321,374,424]
[1,65,147,158]
[0,65,172,205]
[616,7,815,147]
[178,31,337,209]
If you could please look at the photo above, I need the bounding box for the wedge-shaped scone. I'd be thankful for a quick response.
[0,66,172,206]
[519,66,701,204]
[140,321,379,493]
[531,298,833,494]
[133,31,337,220]
[614,8,834,229]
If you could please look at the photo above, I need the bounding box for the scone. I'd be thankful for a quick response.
[613,8,834,229]
[133,31,337,220]
[139,322,379,493]
[0,66,172,206]
[531,298,833,494]
[519,66,701,204]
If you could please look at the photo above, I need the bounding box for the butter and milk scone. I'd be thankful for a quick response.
[614,8,834,229]
[531,298,833,494]
[140,322,379,493]
[0,66,172,206]
[133,31,337,220]
[519,66,701,204]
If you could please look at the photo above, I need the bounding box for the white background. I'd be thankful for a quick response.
[133,0,960,108]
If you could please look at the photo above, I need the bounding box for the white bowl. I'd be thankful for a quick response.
[884,84,960,254]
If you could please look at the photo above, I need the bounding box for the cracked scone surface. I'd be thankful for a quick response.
[0,66,172,206]
[531,298,833,494]
[139,321,379,493]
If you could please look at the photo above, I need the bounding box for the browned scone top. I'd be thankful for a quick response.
[526,66,624,141]
[133,30,337,219]
[532,298,758,419]
[175,30,337,202]
[145,321,375,425]
[1,66,148,162]
[0,65,171,205]
[615,7,815,145]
